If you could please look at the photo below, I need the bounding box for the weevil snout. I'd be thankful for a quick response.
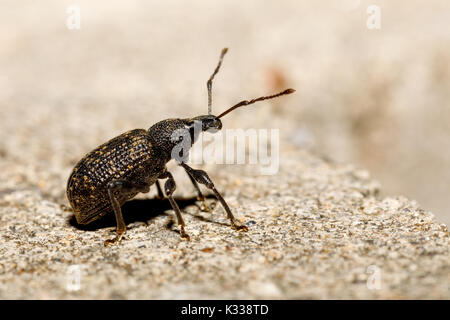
[189,115,223,132]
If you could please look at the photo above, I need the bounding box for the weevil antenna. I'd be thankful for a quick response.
[217,88,295,119]
[207,48,228,115]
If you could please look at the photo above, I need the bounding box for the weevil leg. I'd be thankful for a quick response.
[183,167,212,212]
[158,171,190,240]
[155,180,164,200]
[180,163,248,232]
[104,180,149,246]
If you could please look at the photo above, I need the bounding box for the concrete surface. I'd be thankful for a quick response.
[0,147,448,299]
[2,1,450,225]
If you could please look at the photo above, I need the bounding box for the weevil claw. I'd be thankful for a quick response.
[232,223,249,232]
[200,200,211,212]
[180,231,191,241]
[104,234,125,246]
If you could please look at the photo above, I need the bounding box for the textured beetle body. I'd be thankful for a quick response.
[67,118,192,225]
[68,128,168,224]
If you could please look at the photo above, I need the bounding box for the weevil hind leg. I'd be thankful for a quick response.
[158,171,190,240]
[104,179,150,246]
[180,163,248,232]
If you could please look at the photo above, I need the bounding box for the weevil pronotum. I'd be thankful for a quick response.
[67,48,295,245]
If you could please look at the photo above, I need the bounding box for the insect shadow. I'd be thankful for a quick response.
[68,195,218,231]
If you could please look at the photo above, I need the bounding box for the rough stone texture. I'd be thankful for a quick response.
[0,147,449,299]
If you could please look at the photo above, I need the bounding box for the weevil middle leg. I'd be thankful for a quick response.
[184,167,212,212]
[158,170,190,240]
[155,180,164,199]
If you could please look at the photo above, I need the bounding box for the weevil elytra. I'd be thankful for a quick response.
[66,48,295,245]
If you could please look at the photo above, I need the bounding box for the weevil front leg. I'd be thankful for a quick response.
[158,171,190,240]
[104,179,149,246]
[184,168,212,212]
[180,163,248,232]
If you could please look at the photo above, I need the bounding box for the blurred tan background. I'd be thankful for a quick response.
[0,0,449,224]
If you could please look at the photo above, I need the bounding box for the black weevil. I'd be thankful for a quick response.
[66,48,295,245]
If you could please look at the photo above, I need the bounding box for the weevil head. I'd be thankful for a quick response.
[148,116,222,164]
[181,114,222,146]
[183,114,222,146]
